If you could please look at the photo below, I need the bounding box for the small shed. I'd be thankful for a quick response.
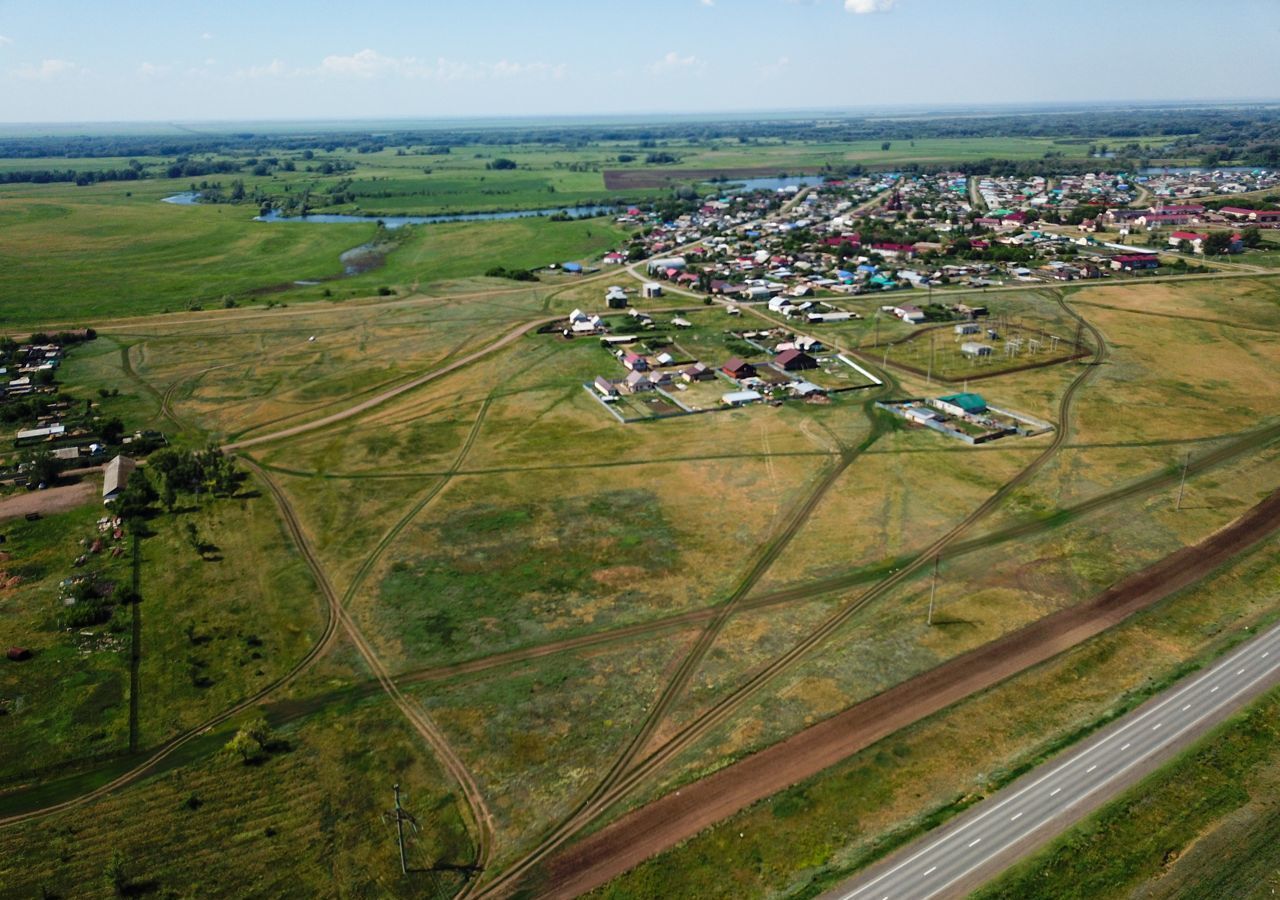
[722,390,763,407]
[642,282,663,299]
[960,342,994,358]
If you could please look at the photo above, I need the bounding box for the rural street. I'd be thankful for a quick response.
[822,620,1280,900]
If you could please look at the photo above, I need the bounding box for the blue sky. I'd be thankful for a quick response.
[1,0,1278,123]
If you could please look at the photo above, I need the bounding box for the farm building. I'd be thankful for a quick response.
[624,370,655,393]
[960,342,994,358]
[562,262,583,274]
[605,286,629,308]
[593,376,619,399]
[722,358,757,380]
[722,390,763,407]
[642,282,663,298]
[893,304,926,324]
[670,316,692,329]
[955,322,980,335]
[932,393,988,417]
[103,455,137,503]
[774,349,818,371]
[682,362,714,382]
[1111,253,1159,271]
[622,351,649,372]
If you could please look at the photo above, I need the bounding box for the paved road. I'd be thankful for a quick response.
[823,620,1280,900]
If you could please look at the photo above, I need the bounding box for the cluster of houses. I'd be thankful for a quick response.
[1139,166,1279,201]
[0,341,67,402]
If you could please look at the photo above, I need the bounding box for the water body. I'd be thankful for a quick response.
[252,204,619,227]
[713,174,829,193]
[162,194,620,226]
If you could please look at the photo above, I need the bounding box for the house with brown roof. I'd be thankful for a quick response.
[722,357,757,380]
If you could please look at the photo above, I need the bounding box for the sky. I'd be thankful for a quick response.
[1,0,1279,124]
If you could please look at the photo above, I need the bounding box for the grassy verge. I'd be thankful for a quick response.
[974,687,1280,900]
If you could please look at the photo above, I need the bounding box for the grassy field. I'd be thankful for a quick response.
[0,179,627,327]
[0,694,477,899]
[0,472,325,785]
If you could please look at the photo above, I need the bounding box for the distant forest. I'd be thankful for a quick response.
[2,106,1279,185]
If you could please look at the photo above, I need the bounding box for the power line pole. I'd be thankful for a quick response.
[1176,452,1191,510]
[384,783,419,875]
[925,332,933,386]
[927,555,939,626]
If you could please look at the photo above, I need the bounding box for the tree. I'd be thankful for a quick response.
[104,849,130,896]
[1203,231,1234,255]
[101,418,125,445]
[881,142,892,152]
[225,716,273,764]
[116,469,157,522]
[22,448,59,487]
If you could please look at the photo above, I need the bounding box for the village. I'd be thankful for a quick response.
[592,165,1276,311]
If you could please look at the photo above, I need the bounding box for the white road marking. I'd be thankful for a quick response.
[1010,812,1023,821]
[1152,723,1163,731]
[1121,743,1131,751]
[1050,787,1062,796]
[1182,704,1192,711]
[1263,651,1270,658]
[1086,765,1097,773]
[969,838,981,847]
[1211,685,1221,692]
[1238,668,1246,675]
[923,866,937,876]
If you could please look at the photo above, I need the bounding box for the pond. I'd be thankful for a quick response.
[710,175,829,193]
[161,195,619,227]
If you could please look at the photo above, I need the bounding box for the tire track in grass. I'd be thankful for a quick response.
[478,294,1108,897]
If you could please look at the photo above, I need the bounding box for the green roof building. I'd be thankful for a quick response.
[937,393,987,414]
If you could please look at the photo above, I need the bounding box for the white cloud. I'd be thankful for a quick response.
[320,48,403,78]
[137,61,169,78]
[844,0,897,12]
[649,51,703,74]
[700,0,715,6]
[201,32,214,40]
[238,58,291,79]
[314,50,564,82]
[13,58,77,80]
[0,34,13,47]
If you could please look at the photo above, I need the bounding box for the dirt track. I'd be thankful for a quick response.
[0,480,95,523]
[535,487,1280,899]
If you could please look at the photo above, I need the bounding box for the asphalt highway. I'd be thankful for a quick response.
[823,620,1280,900]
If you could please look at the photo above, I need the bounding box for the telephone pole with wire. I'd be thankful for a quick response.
[927,556,939,626]
[384,783,419,875]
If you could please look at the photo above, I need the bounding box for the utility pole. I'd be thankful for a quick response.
[1176,452,1191,510]
[927,331,934,387]
[384,783,419,875]
[927,556,939,626]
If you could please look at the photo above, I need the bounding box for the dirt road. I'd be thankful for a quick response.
[534,487,1280,899]
[0,480,96,523]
